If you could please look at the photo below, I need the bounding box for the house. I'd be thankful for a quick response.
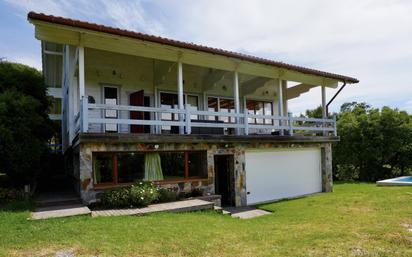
[28,12,359,206]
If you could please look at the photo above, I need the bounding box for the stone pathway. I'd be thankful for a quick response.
[221,206,271,219]
[92,199,214,217]
[31,204,91,220]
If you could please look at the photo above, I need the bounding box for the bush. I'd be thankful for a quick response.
[157,188,177,203]
[0,188,24,204]
[100,187,131,208]
[129,182,159,207]
[100,182,159,208]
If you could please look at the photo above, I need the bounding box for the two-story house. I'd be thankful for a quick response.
[29,12,359,206]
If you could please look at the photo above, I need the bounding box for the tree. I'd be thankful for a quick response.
[304,102,412,181]
[0,62,54,186]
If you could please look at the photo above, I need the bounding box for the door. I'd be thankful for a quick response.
[103,86,119,132]
[214,155,235,206]
[130,90,145,133]
[245,148,322,205]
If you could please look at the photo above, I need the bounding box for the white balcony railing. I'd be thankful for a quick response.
[79,97,337,136]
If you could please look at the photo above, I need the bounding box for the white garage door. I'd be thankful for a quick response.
[245,148,322,205]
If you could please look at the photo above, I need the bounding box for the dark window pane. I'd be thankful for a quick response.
[188,152,207,178]
[104,87,118,99]
[93,154,113,184]
[160,152,185,180]
[207,97,218,121]
[117,153,145,183]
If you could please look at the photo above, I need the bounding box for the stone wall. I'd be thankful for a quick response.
[77,140,333,206]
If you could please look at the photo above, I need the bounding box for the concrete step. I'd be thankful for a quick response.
[31,204,91,220]
[35,193,82,208]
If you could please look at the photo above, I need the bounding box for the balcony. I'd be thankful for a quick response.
[76,97,336,137]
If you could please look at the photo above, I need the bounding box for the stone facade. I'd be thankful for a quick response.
[76,138,333,206]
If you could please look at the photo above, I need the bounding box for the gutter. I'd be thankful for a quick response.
[326,81,347,115]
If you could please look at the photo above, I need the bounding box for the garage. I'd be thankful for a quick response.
[245,148,322,205]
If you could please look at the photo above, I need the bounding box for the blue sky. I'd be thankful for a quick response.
[1,0,412,114]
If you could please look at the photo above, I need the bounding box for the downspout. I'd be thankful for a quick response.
[326,81,347,116]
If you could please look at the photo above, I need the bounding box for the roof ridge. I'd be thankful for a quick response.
[27,11,359,84]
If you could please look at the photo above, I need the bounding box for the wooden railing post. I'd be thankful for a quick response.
[81,96,88,132]
[244,108,249,135]
[288,112,294,136]
[185,104,191,134]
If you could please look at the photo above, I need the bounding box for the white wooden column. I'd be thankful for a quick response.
[78,46,85,98]
[177,61,184,134]
[277,79,284,135]
[233,71,240,135]
[321,85,327,136]
[321,85,327,118]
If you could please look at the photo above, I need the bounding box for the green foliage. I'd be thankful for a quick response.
[129,182,159,207]
[100,187,131,208]
[1,184,412,256]
[100,182,160,208]
[0,188,24,203]
[0,62,54,186]
[306,102,412,181]
[157,188,177,203]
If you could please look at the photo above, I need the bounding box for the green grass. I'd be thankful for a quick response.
[1,184,411,257]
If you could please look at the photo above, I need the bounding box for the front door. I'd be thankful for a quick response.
[130,90,145,133]
[103,86,119,132]
[214,155,235,206]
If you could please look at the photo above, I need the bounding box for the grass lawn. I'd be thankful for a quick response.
[1,184,411,257]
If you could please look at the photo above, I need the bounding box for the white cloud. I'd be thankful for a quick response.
[4,0,412,113]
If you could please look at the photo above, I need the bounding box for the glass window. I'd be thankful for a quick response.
[49,97,62,115]
[246,100,273,124]
[93,154,113,184]
[93,151,208,185]
[117,153,145,183]
[160,152,185,180]
[187,95,199,120]
[188,152,207,178]
[104,87,118,132]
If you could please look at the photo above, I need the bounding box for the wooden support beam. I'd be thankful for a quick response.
[233,71,240,135]
[321,85,326,118]
[177,61,184,134]
[78,46,85,98]
[277,79,284,135]
[286,83,318,100]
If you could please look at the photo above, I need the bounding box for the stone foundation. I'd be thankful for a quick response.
[75,135,334,206]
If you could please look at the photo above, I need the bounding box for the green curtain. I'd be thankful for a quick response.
[94,160,101,183]
[144,153,164,181]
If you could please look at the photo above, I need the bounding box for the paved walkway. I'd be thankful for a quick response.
[222,206,271,219]
[92,199,214,217]
[31,204,91,220]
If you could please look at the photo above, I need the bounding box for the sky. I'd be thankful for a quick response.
[1,0,412,114]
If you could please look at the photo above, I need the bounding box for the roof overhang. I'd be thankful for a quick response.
[28,12,359,88]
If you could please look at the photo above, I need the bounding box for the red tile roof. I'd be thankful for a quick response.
[28,12,359,84]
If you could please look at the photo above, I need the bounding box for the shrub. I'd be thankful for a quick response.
[157,188,177,203]
[100,187,131,208]
[129,182,159,207]
[0,188,24,203]
[100,182,159,208]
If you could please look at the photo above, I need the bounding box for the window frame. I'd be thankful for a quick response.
[245,99,274,125]
[92,150,208,188]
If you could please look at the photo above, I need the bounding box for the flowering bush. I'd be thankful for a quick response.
[100,182,159,208]
[129,182,159,207]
